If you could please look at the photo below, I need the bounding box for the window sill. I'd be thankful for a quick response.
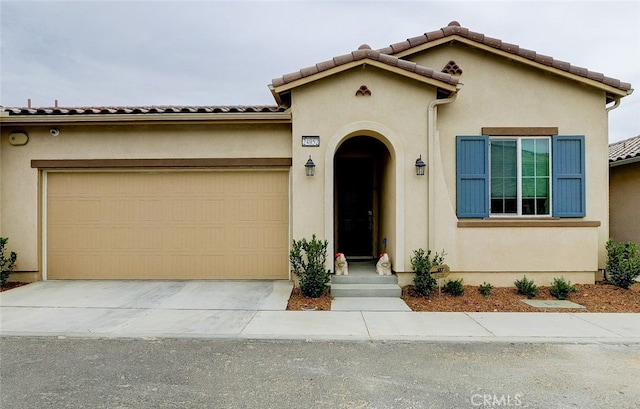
[457,219,601,228]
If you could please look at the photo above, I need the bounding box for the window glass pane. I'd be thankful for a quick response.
[504,198,517,213]
[536,178,549,198]
[522,198,536,215]
[505,178,517,197]
[521,139,535,176]
[491,199,504,213]
[522,178,535,198]
[490,140,517,214]
[536,139,550,176]
[537,198,549,215]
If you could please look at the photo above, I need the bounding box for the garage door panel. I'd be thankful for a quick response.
[47,171,289,280]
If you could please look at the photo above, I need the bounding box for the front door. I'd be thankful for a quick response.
[335,157,374,258]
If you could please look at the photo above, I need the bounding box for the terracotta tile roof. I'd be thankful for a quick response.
[1,105,286,116]
[271,44,460,89]
[609,135,640,164]
[378,21,632,94]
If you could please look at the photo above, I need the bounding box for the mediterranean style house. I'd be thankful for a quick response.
[609,135,640,245]
[1,21,633,286]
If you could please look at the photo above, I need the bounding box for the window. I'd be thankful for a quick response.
[457,135,585,218]
[490,138,550,216]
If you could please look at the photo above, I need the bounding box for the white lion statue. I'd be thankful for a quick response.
[376,253,392,275]
[334,253,349,275]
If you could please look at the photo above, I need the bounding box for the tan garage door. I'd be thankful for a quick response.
[46,171,289,279]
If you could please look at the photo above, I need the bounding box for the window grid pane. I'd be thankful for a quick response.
[490,140,517,214]
[490,137,550,216]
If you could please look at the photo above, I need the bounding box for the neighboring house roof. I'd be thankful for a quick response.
[609,135,640,166]
[379,21,632,101]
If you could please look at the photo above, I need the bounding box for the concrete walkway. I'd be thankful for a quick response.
[1,281,639,343]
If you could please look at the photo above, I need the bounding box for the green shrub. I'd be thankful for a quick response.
[0,237,18,287]
[514,276,539,299]
[289,234,329,298]
[605,239,640,289]
[411,248,445,296]
[478,282,493,297]
[549,276,577,300]
[443,278,464,296]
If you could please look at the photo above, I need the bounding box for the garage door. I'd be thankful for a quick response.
[46,171,289,279]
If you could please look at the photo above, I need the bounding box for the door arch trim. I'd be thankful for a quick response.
[324,121,406,271]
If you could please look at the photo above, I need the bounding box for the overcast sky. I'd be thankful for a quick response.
[1,0,638,142]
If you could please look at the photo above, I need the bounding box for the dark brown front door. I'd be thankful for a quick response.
[335,157,374,258]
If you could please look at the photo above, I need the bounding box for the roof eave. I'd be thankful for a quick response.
[610,156,640,167]
[0,111,293,126]
[271,59,458,96]
[393,35,632,99]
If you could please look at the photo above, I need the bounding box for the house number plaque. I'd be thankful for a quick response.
[429,264,450,279]
[301,135,320,147]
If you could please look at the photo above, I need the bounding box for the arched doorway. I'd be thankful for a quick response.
[334,136,392,260]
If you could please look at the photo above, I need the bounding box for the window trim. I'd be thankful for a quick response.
[489,136,552,217]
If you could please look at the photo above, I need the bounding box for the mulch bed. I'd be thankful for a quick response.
[0,282,29,292]
[286,281,640,312]
[402,282,640,313]
[286,287,333,311]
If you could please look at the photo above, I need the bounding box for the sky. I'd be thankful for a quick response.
[1,0,638,142]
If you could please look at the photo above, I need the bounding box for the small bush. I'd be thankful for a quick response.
[289,234,329,298]
[478,282,493,297]
[549,276,577,300]
[514,276,539,299]
[0,237,18,287]
[411,248,445,296]
[443,278,464,296]
[605,239,640,289]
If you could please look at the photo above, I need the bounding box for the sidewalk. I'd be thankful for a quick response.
[1,281,639,343]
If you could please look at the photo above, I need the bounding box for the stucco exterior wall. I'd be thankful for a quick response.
[407,44,608,281]
[0,123,292,275]
[1,41,621,286]
[610,162,640,244]
[289,67,438,272]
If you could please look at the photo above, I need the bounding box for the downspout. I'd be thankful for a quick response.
[427,84,462,252]
[602,95,622,279]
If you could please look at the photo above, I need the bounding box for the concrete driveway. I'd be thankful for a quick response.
[0,280,293,338]
[2,280,639,342]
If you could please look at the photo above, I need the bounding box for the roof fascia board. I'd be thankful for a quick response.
[394,35,630,98]
[272,59,458,94]
[0,111,292,126]
[610,157,640,167]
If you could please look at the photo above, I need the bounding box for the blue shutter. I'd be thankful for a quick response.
[456,136,489,218]
[552,135,585,217]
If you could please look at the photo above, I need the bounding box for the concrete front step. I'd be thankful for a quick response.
[331,283,402,297]
[331,273,398,285]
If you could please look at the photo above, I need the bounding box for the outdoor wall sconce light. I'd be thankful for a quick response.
[305,155,316,177]
[415,155,426,176]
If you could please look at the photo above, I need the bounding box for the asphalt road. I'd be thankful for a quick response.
[1,338,638,409]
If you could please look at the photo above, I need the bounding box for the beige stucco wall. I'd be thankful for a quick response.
[402,44,609,282]
[610,161,640,244]
[0,123,292,276]
[289,67,438,272]
[2,42,618,286]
